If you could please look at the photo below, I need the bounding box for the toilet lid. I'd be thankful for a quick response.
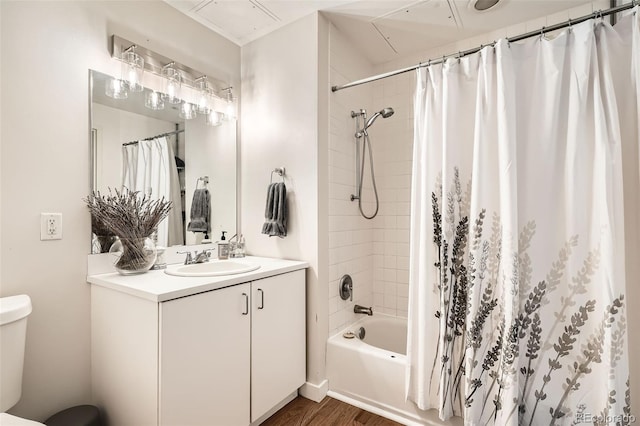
[0,413,46,425]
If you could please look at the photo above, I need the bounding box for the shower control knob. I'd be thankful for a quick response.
[339,275,353,301]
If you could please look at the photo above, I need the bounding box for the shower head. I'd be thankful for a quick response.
[364,107,394,130]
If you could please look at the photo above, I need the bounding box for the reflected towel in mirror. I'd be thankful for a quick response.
[187,188,210,233]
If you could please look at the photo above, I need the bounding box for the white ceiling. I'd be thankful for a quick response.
[166,0,595,64]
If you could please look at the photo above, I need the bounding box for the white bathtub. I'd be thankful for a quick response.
[326,314,462,426]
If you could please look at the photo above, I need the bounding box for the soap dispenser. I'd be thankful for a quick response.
[217,231,229,260]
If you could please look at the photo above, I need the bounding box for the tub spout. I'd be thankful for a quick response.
[354,305,373,316]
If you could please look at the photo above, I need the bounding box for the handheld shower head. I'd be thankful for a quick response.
[364,107,394,129]
[380,107,394,118]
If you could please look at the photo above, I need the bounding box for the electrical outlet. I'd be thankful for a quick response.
[40,213,62,240]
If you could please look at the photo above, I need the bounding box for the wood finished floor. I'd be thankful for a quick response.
[261,396,403,426]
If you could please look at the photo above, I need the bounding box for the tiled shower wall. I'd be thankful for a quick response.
[328,27,416,334]
[328,23,376,336]
[328,25,417,333]
[370,73,414,318]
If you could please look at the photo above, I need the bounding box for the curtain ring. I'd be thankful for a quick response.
[540,26,545,40]
[457,51,462,63]
[593,10,603,28]
[568,18,572,33]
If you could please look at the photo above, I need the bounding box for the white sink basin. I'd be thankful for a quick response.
[165,260,260,277]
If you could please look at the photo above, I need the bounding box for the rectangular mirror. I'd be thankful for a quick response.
[89,70,237,253]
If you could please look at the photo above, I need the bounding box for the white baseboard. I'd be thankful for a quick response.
[299,379,328,402]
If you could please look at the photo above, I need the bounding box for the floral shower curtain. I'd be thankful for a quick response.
[407,8,638,426]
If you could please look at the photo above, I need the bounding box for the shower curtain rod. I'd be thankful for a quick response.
[331,0,637,92]
[123,129,185,146]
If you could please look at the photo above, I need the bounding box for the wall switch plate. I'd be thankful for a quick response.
[40,213,62,240]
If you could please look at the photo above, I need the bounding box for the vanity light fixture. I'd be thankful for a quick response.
[223,87,237,121]
[110,35,235,125]
[195,76,212,114]
[145,90,165,110]
[122,45,144,92]
[162,63,182,104]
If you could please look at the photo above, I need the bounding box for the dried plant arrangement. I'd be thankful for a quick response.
[90,210,117,253]
[85,189,172,272]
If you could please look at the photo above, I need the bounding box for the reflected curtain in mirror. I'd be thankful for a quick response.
[121,136,182,247]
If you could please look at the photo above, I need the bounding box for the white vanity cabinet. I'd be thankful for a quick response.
[90,263,306,426]
[159,282,251,425]
[250,271,306,422]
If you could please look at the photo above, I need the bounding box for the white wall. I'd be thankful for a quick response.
[0,1,240,421]
[240,12,329,392]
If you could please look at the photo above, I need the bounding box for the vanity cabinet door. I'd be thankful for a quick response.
[251,270,306,422]
[160,283,251,426]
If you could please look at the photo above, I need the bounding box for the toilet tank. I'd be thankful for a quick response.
[0,295,32,412]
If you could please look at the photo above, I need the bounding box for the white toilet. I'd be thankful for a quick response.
[0,295,45,425]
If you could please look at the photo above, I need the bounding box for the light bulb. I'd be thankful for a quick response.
[224,102,236,121]
[122,49,144,92]
[195,76,211,114]
[161,64,182,104]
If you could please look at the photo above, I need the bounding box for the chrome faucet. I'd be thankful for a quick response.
[354,305,373,316]
[179,249,215,265]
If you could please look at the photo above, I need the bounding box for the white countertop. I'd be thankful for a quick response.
[87,256,308,302]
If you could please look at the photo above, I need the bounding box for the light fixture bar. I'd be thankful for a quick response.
[110,35,229,95]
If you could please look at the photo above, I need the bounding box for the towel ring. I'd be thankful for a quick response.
[270,167,285,183]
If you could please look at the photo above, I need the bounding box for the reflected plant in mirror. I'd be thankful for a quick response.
[89,70,237,254]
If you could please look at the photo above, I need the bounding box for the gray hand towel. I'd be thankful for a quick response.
[262,182,287,237]
[187,189,210,233]
[273,183,287,237]
[261,183,276,234]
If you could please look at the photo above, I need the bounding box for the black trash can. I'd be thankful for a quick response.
[44,405,102,426]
